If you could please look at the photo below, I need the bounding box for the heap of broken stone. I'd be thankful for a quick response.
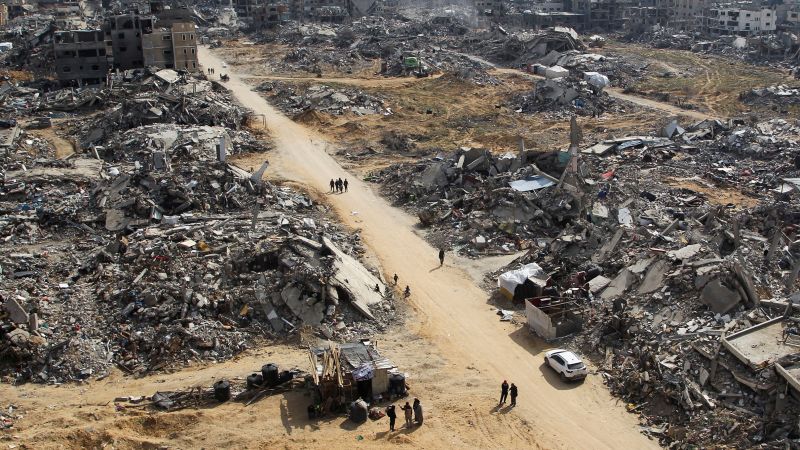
[0,74,398,383]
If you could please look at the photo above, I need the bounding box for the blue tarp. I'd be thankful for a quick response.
[352,363,374,381]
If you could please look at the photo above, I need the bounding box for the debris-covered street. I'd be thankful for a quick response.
[5,0,800,448]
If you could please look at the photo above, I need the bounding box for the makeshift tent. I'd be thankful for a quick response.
[498,263,549,301]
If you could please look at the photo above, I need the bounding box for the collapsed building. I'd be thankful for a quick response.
[0,67,399,383]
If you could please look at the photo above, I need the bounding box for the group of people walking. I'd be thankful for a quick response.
[385,398,423,431]
[499,380,518,407]
[207,67,215,74]
[329,178,348,193]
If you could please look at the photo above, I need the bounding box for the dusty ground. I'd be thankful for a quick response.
[26,123,76,159]
[603,43,796,118]
[1,329,546,450]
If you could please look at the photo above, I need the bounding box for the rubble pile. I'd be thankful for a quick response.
[1,75,398,385]
[71,71,248,149]
[461,27,587,67]
[625,26,800,69]
[368,146,582,256]
[512,74,622,118]
[257,81,391,117]
[741,85,800,109]
[624,27,694,51]
[248,20,499,84]
[480,118,800,447]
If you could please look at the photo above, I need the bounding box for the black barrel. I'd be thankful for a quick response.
[389,372,406,397]
[247,373,264,389]
[275,370,294,387]
[262,363,279,386]
[213,380,231,402]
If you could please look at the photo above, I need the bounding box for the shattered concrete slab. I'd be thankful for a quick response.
[323,237,384,320]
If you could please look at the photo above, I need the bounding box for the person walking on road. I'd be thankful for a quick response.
[404,285,410,298]
[413,398,424,426]
[499,380,509,405]
[329,179,335,193]
[510,383,518,407]
[393,273,398,285]
[386,404,397,431]
[401,401,413,428]
[343,179,349,192]
[438,248,445,266]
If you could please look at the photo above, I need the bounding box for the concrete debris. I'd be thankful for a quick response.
[467,109,800,448]
[257,81,391,117]
[0,64,397,385]
[368,143,586,257]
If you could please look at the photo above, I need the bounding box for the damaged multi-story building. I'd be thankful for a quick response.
[53,29,109,86]
[623,0,673,30]
[671,0,712,30]
[53,6,198,85]
[569,0,634,31]
[702,3,776,36]
[141,21,198,70]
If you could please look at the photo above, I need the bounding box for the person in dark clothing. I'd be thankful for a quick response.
[499,380,509,405]
[510,383,518,407]
[413,398,424,426]
[329,179,335,193]
[337,178,344,193]
[400,401,413,428]
[438,248,445,266]
[404,285,410,298]
[343,179,349,192]
[386,404,397,431]
[393,273,398,285]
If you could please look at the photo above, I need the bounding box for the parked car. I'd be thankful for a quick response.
[544,349,588,381]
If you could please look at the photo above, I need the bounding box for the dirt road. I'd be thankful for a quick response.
[200,46,659,449]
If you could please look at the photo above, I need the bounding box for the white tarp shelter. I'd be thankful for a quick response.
[498,263,548,300]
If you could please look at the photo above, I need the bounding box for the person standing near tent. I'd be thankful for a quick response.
[386,404,397,431]
[401,401,413,428]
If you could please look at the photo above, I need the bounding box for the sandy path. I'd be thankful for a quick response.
[201,45,659,449]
